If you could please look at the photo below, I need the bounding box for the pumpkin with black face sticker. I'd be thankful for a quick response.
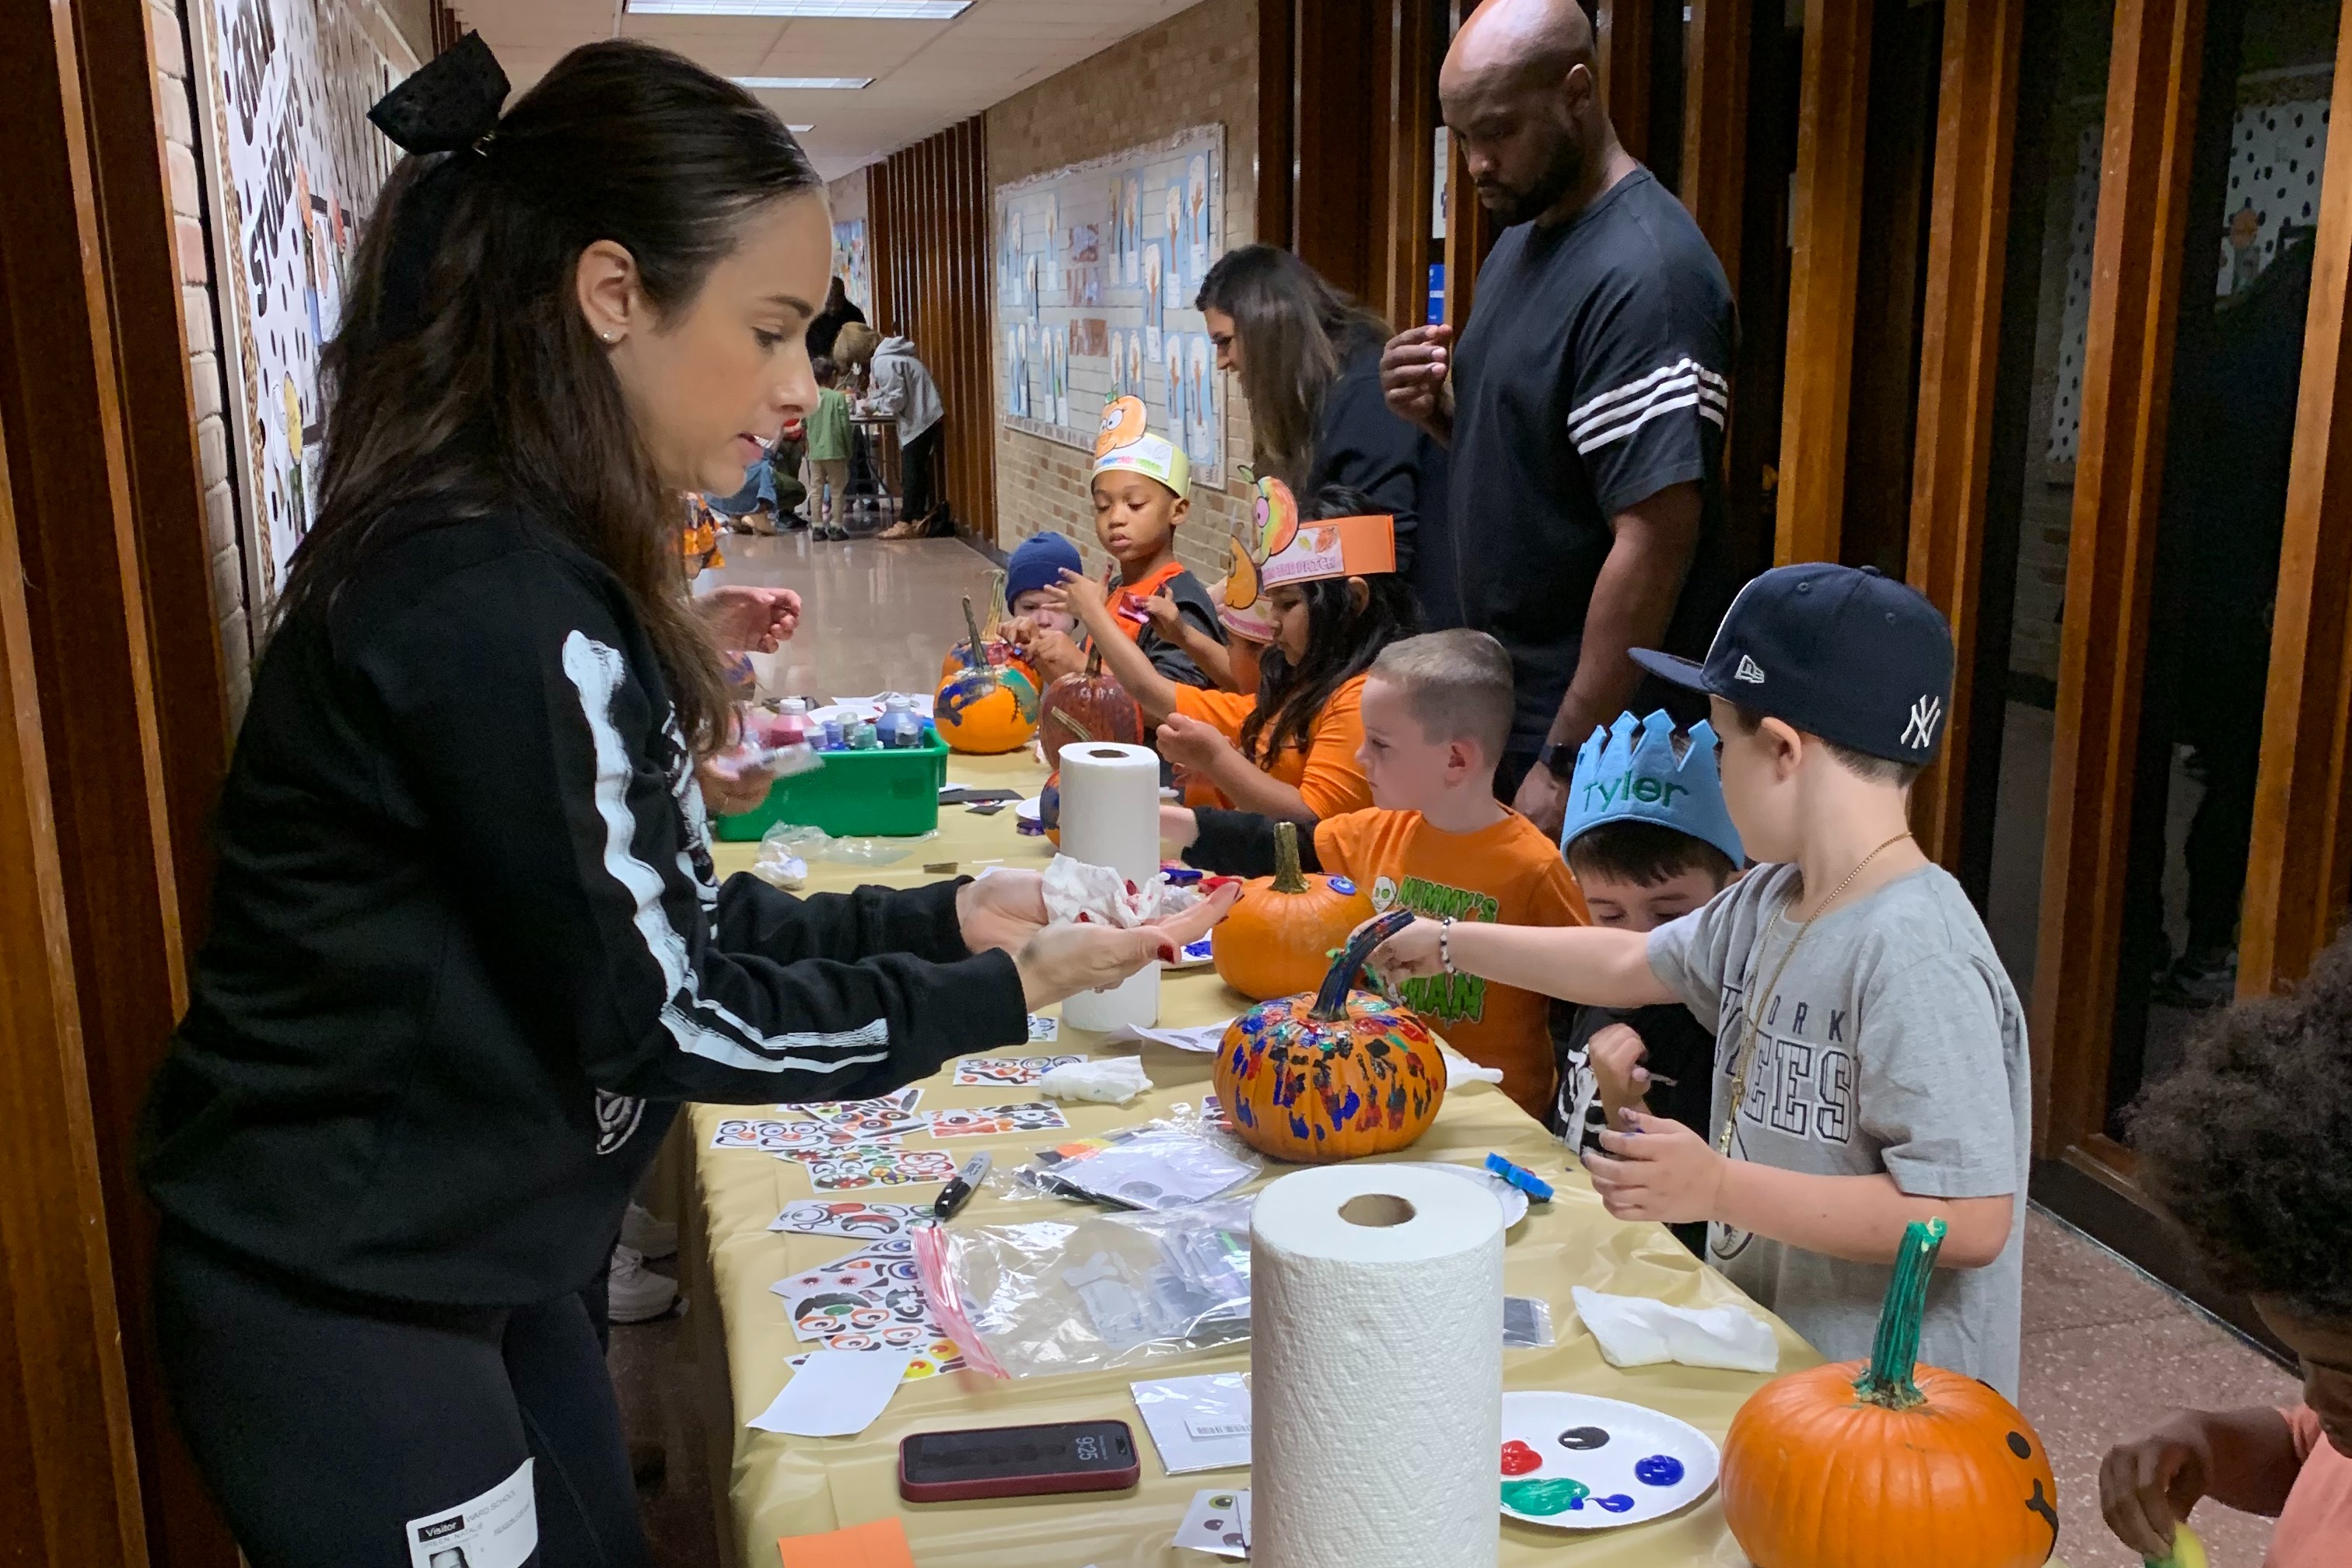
[1720,1220,2060,1568]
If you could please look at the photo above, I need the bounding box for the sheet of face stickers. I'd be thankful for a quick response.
[768,1232,968,1379]
[721,1085,1072,1171]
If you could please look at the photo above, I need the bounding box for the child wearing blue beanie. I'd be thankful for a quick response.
[1004,531,1082,635]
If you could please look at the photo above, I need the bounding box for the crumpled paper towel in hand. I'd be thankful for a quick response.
[1038,1056,1153,1104]
[1041,853,1199,928]
[1568,1285,1779,1374]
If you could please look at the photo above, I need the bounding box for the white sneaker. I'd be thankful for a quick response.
[621,1202,678,1260]
[607,1244,678,1324]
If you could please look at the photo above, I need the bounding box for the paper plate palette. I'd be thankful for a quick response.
[1014,797,1042,824]
[1497,1391,1718,1530]
[1430,1162,1531,1228]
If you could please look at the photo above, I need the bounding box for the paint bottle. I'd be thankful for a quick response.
[820,716,845,752]
[848,720,880,751]
[877,694,924,750]
[774,696,810,748]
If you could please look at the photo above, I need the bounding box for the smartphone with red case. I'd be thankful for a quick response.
[897,1419,1140,1503]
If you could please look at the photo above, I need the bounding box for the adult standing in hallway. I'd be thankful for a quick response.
[838,322,949,538]
[805,273,866,362]
[1198,245,1453,624]
[1382,0,1738,835]
[137,39,1223,1568]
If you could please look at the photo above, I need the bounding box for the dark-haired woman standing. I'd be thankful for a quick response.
[138,38,1223,1568]
[1197,245,1453,625]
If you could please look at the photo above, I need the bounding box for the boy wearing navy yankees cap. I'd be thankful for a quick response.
[1370,563,2032,1396]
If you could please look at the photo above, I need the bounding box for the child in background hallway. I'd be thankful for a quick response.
[2101,936,2352,1566]
[1068,477,1413,824]
[804,355,852,541]
[1010,397,1223,690]
[1370,564,2032,1396]
[1556,709,1745,1257]
[1166,629,1584,1118]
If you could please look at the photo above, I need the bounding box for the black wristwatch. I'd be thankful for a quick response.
[1538,740,1577,780]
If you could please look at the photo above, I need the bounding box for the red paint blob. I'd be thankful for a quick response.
[1500,1440,1542,1477]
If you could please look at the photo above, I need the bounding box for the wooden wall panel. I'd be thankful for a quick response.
[1906,0,2028,868]
[1682,0,1751,292]
[2031,0,2207,1152]
[1773,0,1874,565]
[1370,0,1445,331]
[1594,0,1654,166]
[866,117,997,543]
[2239,8,2352,996]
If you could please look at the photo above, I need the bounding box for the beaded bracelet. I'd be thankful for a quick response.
[1439,915,1456,977]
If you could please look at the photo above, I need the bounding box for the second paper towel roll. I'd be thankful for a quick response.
[1054,742,1162,1032]
[1251,1164,1504,1568]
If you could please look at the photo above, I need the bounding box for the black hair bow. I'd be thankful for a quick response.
[368,33,511,338]
[368,32,510,154]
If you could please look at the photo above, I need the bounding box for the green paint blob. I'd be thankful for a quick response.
[1501,1477,1591,1517]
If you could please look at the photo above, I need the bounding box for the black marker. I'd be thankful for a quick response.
[933,1152,992,1221]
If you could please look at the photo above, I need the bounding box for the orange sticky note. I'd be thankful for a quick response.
[777,1517,916,1568]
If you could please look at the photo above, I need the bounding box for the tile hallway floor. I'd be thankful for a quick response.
[611,531,2305,1568]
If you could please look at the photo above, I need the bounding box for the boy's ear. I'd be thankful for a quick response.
[1346,576,1370,614]
[1169,493,1190,524]
[1758,715,1804,774]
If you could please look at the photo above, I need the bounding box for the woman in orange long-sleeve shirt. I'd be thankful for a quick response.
[1054,481,1419,824]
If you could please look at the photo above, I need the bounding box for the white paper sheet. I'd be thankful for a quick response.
[746,1347,916,1436]
[1108,1021,1230,1053]
[1132,1372,1251,1474]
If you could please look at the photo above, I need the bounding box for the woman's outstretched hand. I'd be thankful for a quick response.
[955,871,1238,1009]
[695,585,802,653]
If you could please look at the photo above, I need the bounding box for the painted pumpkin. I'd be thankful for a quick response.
[1038,651,1144,770]
[1039,770,1061,847]
[935,596,1040,754]
[1720,1220,2060,1568]
[1211,821,1374,1001]
[1215,909,1446,1162]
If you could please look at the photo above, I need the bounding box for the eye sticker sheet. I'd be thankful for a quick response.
[953,1055,1086,1087]
[782,1145,959,1192]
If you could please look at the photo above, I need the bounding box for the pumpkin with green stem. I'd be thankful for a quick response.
[1215,909,1446,1162]
[1210,821,1373,1001]
[1720,1219,2060,1568]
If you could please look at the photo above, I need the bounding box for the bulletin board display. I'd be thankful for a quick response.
[993,125,1225,488]
[832,219,872,317]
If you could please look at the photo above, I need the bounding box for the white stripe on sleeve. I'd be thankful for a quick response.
[1567,358,1731,453]
[562,631,891,1076]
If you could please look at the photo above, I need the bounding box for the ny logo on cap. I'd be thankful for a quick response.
[1734,655,1766,684]
[1904,695,1944,751]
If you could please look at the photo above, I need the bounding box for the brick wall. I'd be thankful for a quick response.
[985,0,1257,584]
[153,0,254,719]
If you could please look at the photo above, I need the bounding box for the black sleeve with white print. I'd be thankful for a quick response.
[1563,265,1731,520]
[359,545,1030,1107]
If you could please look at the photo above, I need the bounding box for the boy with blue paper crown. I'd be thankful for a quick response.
[1556,710,1745,1258]
[1370,565,2032,1396]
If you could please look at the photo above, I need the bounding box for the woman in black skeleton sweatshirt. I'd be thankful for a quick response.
[137,40,1224,1568]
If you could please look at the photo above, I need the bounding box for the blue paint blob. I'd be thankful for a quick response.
[1596,1494,1635,1514]
[1633,1454,1685,1487]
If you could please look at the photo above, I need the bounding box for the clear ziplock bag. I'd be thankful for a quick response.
[915,1196,1255,1378]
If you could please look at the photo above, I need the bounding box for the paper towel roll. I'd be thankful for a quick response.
[1055,742,1161,1031]
[1251,1164,1503,1568]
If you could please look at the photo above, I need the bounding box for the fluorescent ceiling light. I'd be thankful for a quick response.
[628,0,968,16]
[788,124,815,132]
[731,76,873,89]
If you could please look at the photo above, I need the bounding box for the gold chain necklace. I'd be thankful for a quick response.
[1715,831,1915,1157]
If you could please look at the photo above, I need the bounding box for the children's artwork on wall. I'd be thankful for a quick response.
[194,0,409,617]
[831,219,871,316]
[995,126,1224,486]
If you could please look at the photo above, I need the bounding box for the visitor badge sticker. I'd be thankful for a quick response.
[1496,1391,1718,1529]
[404,1456,537,1568]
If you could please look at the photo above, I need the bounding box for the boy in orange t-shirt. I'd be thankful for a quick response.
[1164,628,1586,1116]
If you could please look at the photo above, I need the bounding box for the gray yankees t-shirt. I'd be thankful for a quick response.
[1647,863,2030,1397]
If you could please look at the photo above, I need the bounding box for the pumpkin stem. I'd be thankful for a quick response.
[960,596,987,665]
[1086,647,1104,679]
[1271,821,1309,894]
[1852,1217,1948,1410]
[1311,908,1416,1021]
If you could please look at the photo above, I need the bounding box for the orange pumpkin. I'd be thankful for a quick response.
[936,597,1040,754]
[1215,909,1445,1162]
[1038,651,1144,770]
[1212,821,1374,1001]
[1720,1219,2060,1568]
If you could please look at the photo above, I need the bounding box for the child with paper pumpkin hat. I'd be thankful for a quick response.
[1555,709,1745,1256]
[1069,473,1416,824]
[1009,397,1224,691]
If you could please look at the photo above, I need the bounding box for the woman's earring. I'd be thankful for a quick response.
[602,330,618,343]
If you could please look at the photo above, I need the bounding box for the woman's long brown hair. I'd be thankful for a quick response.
[1195,244,1392,489]
[283,40,821,755]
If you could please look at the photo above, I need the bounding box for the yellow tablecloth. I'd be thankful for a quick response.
[689,751,1818,1568]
